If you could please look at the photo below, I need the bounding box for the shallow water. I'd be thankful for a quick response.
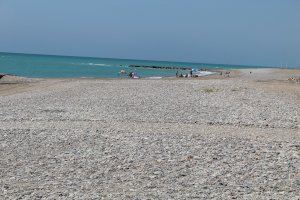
[0,52,261,78]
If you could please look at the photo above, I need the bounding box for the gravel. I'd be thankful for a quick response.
[0,76,299,199]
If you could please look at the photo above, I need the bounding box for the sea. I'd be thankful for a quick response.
[0,52,268,78]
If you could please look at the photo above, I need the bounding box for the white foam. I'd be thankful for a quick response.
[148,76,163,79]
[194,70,215,76]
[76,62,111,67]
[88,63,110,66]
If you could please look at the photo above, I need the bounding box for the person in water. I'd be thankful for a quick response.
[119,69,126,75]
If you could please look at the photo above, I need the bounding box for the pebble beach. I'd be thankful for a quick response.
[0,68,299,199]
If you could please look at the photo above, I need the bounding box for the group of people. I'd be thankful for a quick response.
[119,70,139,79]
[176,70,194,78]
[219,71,231,77]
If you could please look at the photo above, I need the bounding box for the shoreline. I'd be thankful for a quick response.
[1,68,299,96]
[2,67,300,81]
[1,67,299,79]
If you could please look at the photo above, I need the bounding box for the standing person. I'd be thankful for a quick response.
[176,71,179,77]
[129,72,133,78]
[190,70,193,77]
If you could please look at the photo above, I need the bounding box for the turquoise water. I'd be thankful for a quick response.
[0,52,262,78]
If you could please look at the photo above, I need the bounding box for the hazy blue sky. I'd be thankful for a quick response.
[0,0,299,67]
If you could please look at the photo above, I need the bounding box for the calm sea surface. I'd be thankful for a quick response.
[0,52,266,78]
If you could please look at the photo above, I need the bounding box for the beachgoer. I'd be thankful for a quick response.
[129,72,133,78]
[132,72,137,78]
[225,71,230,77]
[176,71,179,77]
[190,70,193,77]
[119,69,126,75]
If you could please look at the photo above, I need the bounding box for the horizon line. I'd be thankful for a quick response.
[0,51,275,68]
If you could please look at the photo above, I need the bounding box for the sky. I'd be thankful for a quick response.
[0,0,299,67]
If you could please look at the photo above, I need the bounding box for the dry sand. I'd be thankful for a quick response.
[0,69,299,199]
